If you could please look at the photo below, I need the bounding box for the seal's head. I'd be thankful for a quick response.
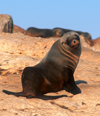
[56,29,64,37]
[60,32,81,49]
[53,28,64,37]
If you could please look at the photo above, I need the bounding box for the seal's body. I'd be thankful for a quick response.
[53,27,92,40]
[26,27,53,38]
[26,27,64,38]
[22,32,81,97]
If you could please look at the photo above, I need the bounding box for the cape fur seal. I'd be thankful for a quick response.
[53,27,92,40]
[3,32,81,98]
[26,27,53,38]
[26,27,63,38]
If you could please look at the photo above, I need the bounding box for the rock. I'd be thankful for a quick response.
[80,35,100,52]
[80,35,91,48]
[0,32,100,115]
[85,37,100,46]
[0,32,58,74]
[13,25,26,34]
[86,37,100,52]
[0,14,13,33]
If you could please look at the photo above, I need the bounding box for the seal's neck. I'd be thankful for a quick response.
[58,41,81,72]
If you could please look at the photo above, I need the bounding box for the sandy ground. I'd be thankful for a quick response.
[0,32,100,116]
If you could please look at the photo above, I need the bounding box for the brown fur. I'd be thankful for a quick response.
[52,28,64,37]
[26,27,64,38]
[22,32,81,97]
[26,27,53,38]
[53,27,92,40]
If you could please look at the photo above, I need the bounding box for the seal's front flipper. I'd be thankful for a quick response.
[63,68,81,95]
[64,78,81,95]
[65,85,81,95]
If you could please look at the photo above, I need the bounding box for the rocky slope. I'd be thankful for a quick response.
[0,32,100,116]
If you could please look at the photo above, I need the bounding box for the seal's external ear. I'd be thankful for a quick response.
[65,37,70,45]
[75,34,81,41]
[60,34,68,44]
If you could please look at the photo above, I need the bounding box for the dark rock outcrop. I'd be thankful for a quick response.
[0,14,13,33]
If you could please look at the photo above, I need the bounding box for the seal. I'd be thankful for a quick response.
[26,27,64,38]
[3,32,81,98]
[26,27,53,38]
[53,27,92,40]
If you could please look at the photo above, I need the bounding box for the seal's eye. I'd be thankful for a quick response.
[71,39,80,49]
[73,40,76,43]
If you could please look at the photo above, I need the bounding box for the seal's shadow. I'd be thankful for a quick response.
[36,94,68,100]
[2,80,87,100]
[75,80,87,85]
[2,90,68,100]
